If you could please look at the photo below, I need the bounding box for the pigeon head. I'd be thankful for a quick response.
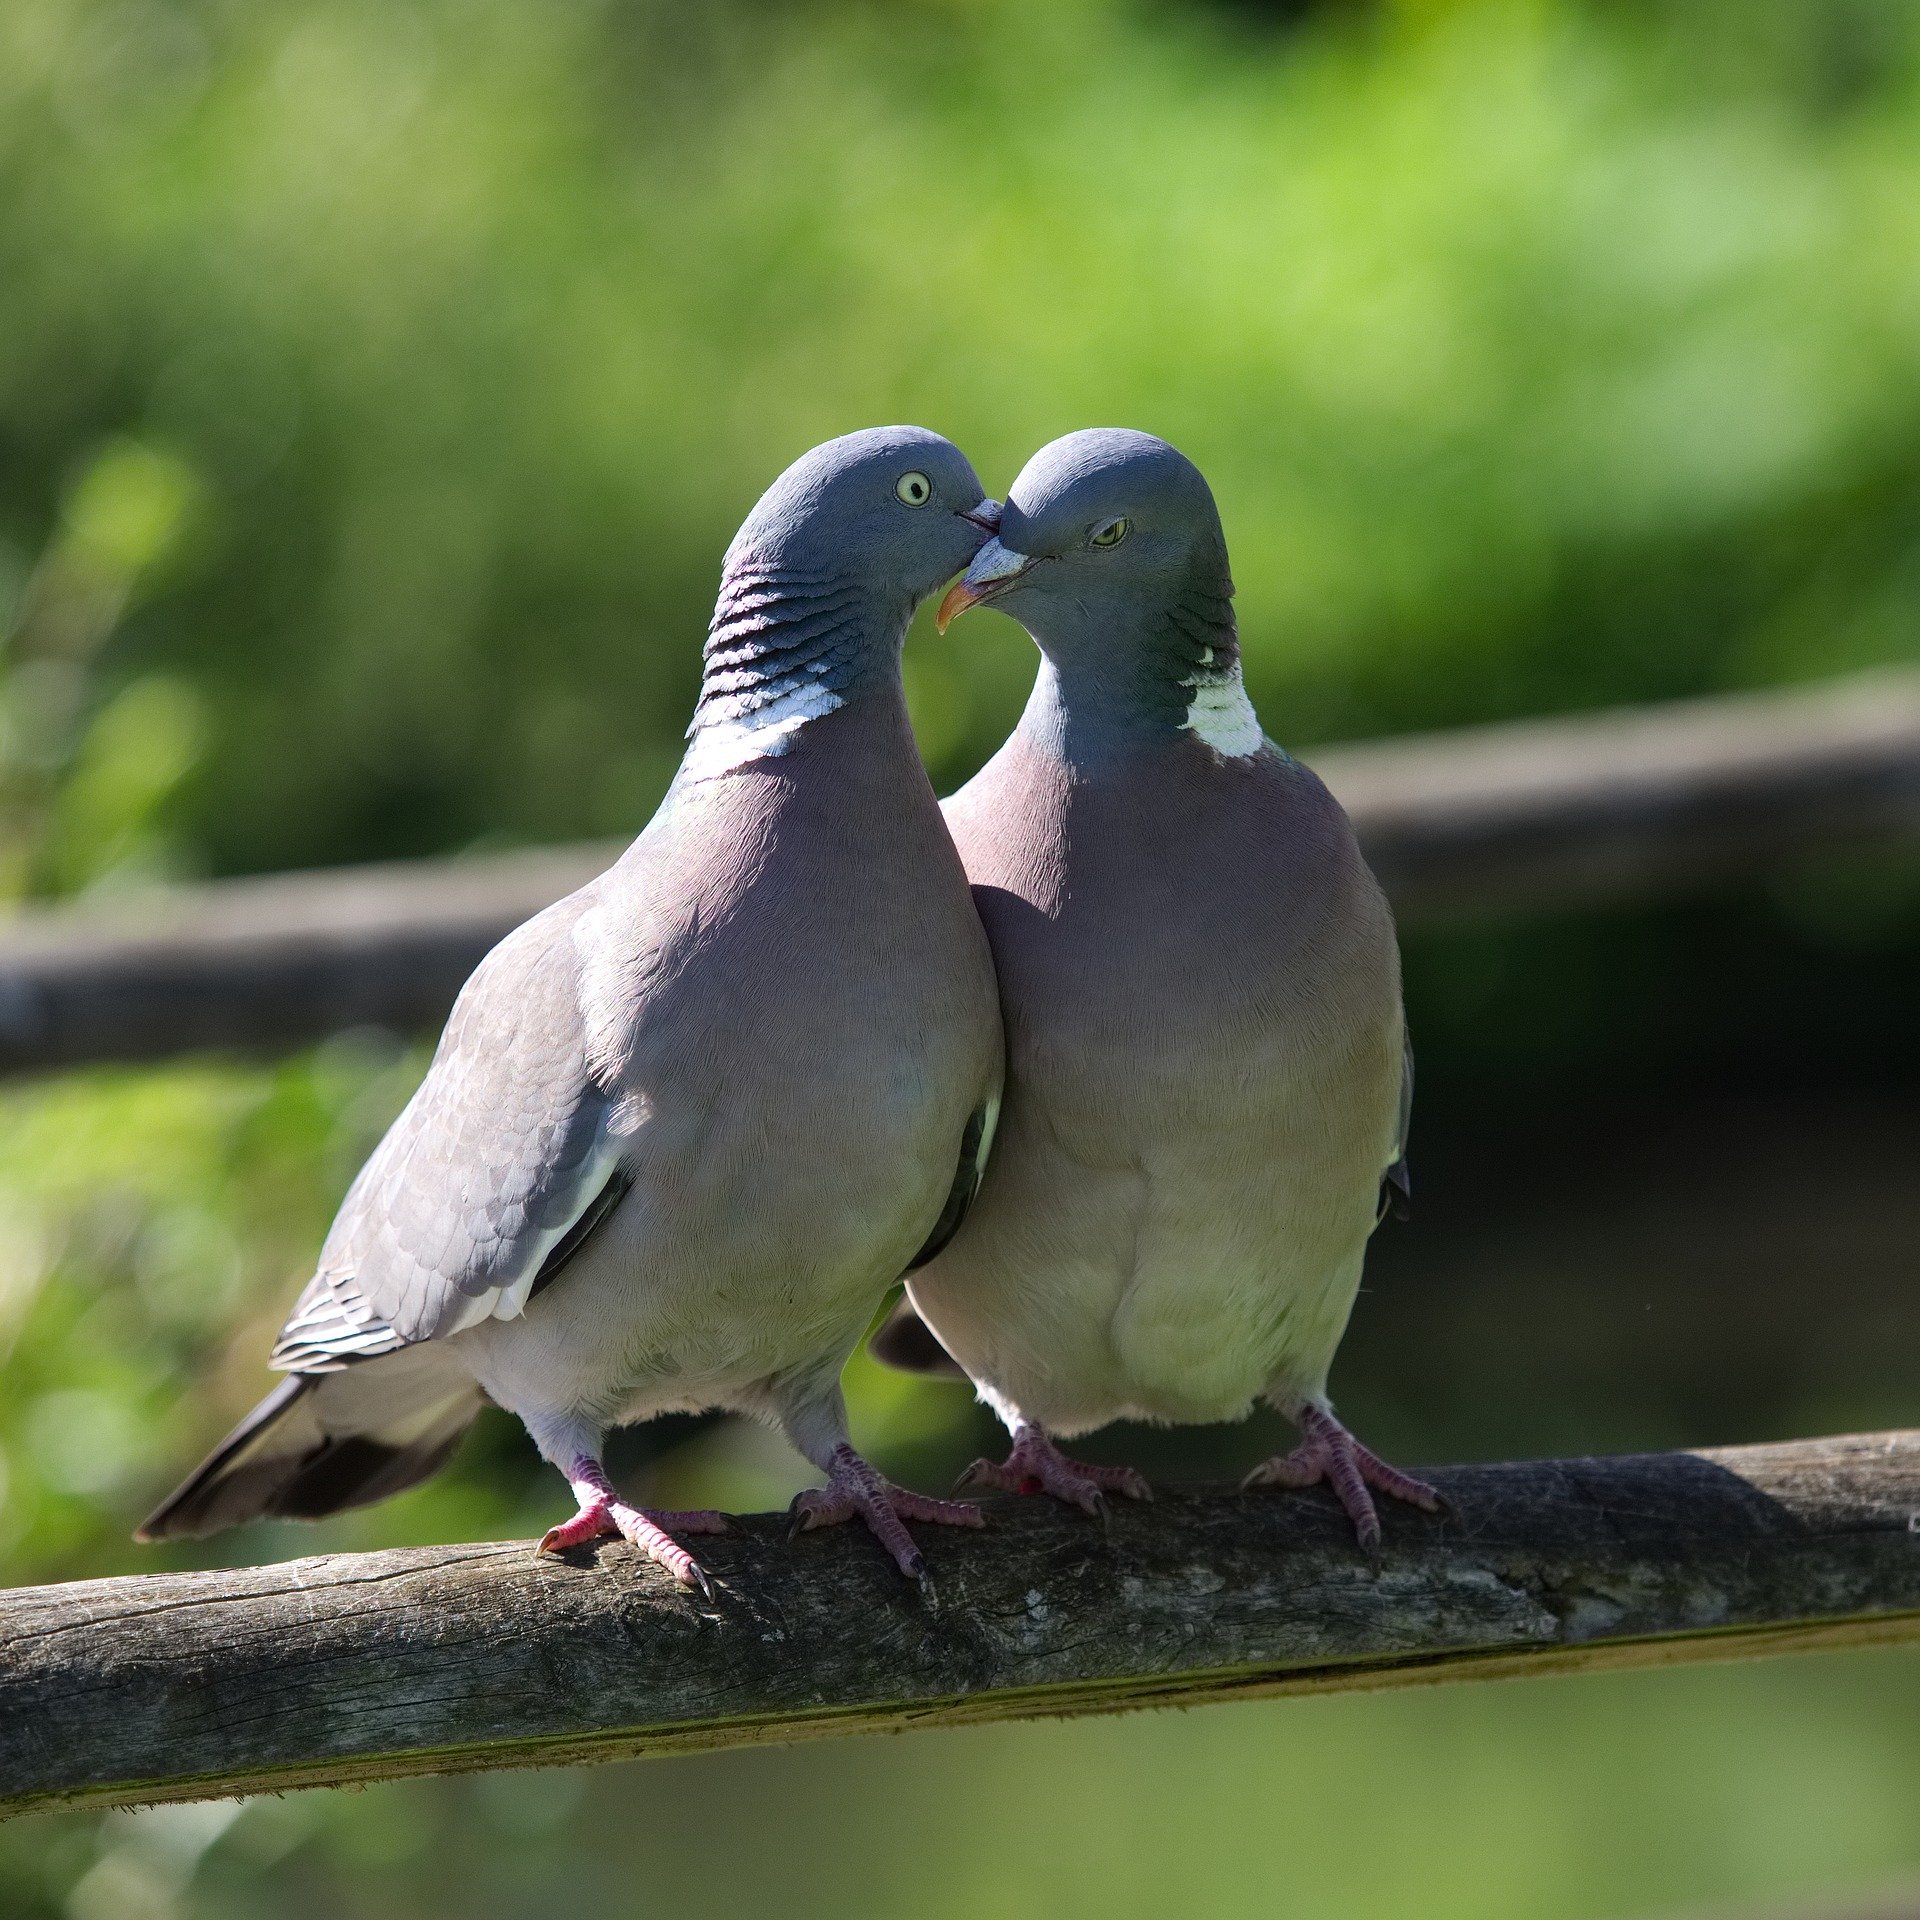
[687,428,999,780]
[936,430,1257,760]
[937,429,1229,637]
[724,426,999,611]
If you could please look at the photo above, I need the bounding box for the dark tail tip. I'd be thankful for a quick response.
[138,1370,480,1541]
[868,1298,968,1380]
[137,1376,318,1542]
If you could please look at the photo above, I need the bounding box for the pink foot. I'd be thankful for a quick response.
[790,1442,984,1581]
[536,1457,727,1596]
[959,1424,1151,1515]
[1243,1405,1441,1554]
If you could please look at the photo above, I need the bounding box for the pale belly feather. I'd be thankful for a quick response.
[910,903,1402,1438]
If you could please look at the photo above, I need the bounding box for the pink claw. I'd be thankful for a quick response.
[536,1459,727,1595]
[1243,1405,1441,1553]
[537,1503,619,1555]
[790,1443,984,1581]
[959,1425,1152,1514]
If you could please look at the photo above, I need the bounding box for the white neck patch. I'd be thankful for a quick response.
[1182,653,1263,759]
[680,678,844,783]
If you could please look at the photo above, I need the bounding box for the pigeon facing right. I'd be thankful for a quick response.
[141,426,1005,1591]
[877,429,1439,1551]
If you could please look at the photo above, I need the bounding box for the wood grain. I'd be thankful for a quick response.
[5,1431,1918,1817]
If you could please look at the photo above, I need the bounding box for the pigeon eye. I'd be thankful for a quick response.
[1089,516,1130,549]
[895,471,933,507]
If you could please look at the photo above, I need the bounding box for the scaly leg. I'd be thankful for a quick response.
[790,1442,984,1580]
[537,1455,728,1596]
[959,1419,1151,1514]
[778,1379,983,1583]
[1243,1403,1440,1554]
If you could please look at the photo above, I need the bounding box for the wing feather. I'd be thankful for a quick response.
[1378,1026,1413,1224]
[271,895,621,1371]
[903,1092,1000,1273]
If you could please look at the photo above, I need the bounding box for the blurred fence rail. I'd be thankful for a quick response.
[4,668,1920,1077]
[3,1430,1919,1816]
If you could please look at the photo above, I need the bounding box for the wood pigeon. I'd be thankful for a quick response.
[141,427,1006,1590]
[875,428,1437,1552]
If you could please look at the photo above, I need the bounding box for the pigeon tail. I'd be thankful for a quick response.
[868,1296,968,1380]
[136,1349,483,1541]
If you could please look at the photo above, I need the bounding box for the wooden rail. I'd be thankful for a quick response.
[0,669,1918,1075]
[4,1430,1918,1817]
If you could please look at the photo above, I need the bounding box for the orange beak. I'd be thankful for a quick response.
[935,578,981,634]
[935,537,1038,634]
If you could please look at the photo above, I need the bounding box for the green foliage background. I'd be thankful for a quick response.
[4,0,1920,1913]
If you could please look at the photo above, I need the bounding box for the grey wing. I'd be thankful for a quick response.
[1379,1026,1413,1223]
[272,899,623,1371]
[903,1091,1001,1274]
[869,1091,1002,1379]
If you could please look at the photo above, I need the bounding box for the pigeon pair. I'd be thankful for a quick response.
[141,425,1437,1590]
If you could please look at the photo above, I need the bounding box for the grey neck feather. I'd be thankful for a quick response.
[683,549,903,781]
[1017,579,1243,769]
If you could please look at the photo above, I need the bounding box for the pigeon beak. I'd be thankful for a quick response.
[959,499,1003,534]
[936,536,1038,633]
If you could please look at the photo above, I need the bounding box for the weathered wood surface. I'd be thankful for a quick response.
[4,669,1920,1075]
[3,1431,1918,1818]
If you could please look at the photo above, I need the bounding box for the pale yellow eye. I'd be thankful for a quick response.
[895,471,933,506]
[1090,516,1130,549]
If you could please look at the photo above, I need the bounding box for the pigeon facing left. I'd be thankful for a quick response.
[140,427,1005,1590]
[876,429,1438,1551]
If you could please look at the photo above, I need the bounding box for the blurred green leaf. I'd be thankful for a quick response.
[43,673,208,892]
[58,439,201,589]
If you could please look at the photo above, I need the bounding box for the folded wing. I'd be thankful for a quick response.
[272,900,623,1371]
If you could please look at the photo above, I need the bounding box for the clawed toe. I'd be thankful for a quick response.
[624,1518,710,1591]
[1100,1464,1154,1504]
[537,1501,620,1555]
[540,1461,724,1591]
[1244,1406,1441,1553]
[645,1508,731,1537]
[1241,1454,1315,1492]
[791,1443,982,1580]
[787,1486,846,1536]
[890,1488,986,1528]
[966,1428,1152,1514]
[956,1456,1019,1496]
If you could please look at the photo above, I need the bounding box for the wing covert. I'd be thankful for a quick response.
[272,900,622,1371]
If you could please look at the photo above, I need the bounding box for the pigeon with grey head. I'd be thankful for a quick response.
[142,427,1005,1590]
[873,428,1437,1549]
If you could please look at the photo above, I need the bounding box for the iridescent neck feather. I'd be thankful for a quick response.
[682,549,890,782]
